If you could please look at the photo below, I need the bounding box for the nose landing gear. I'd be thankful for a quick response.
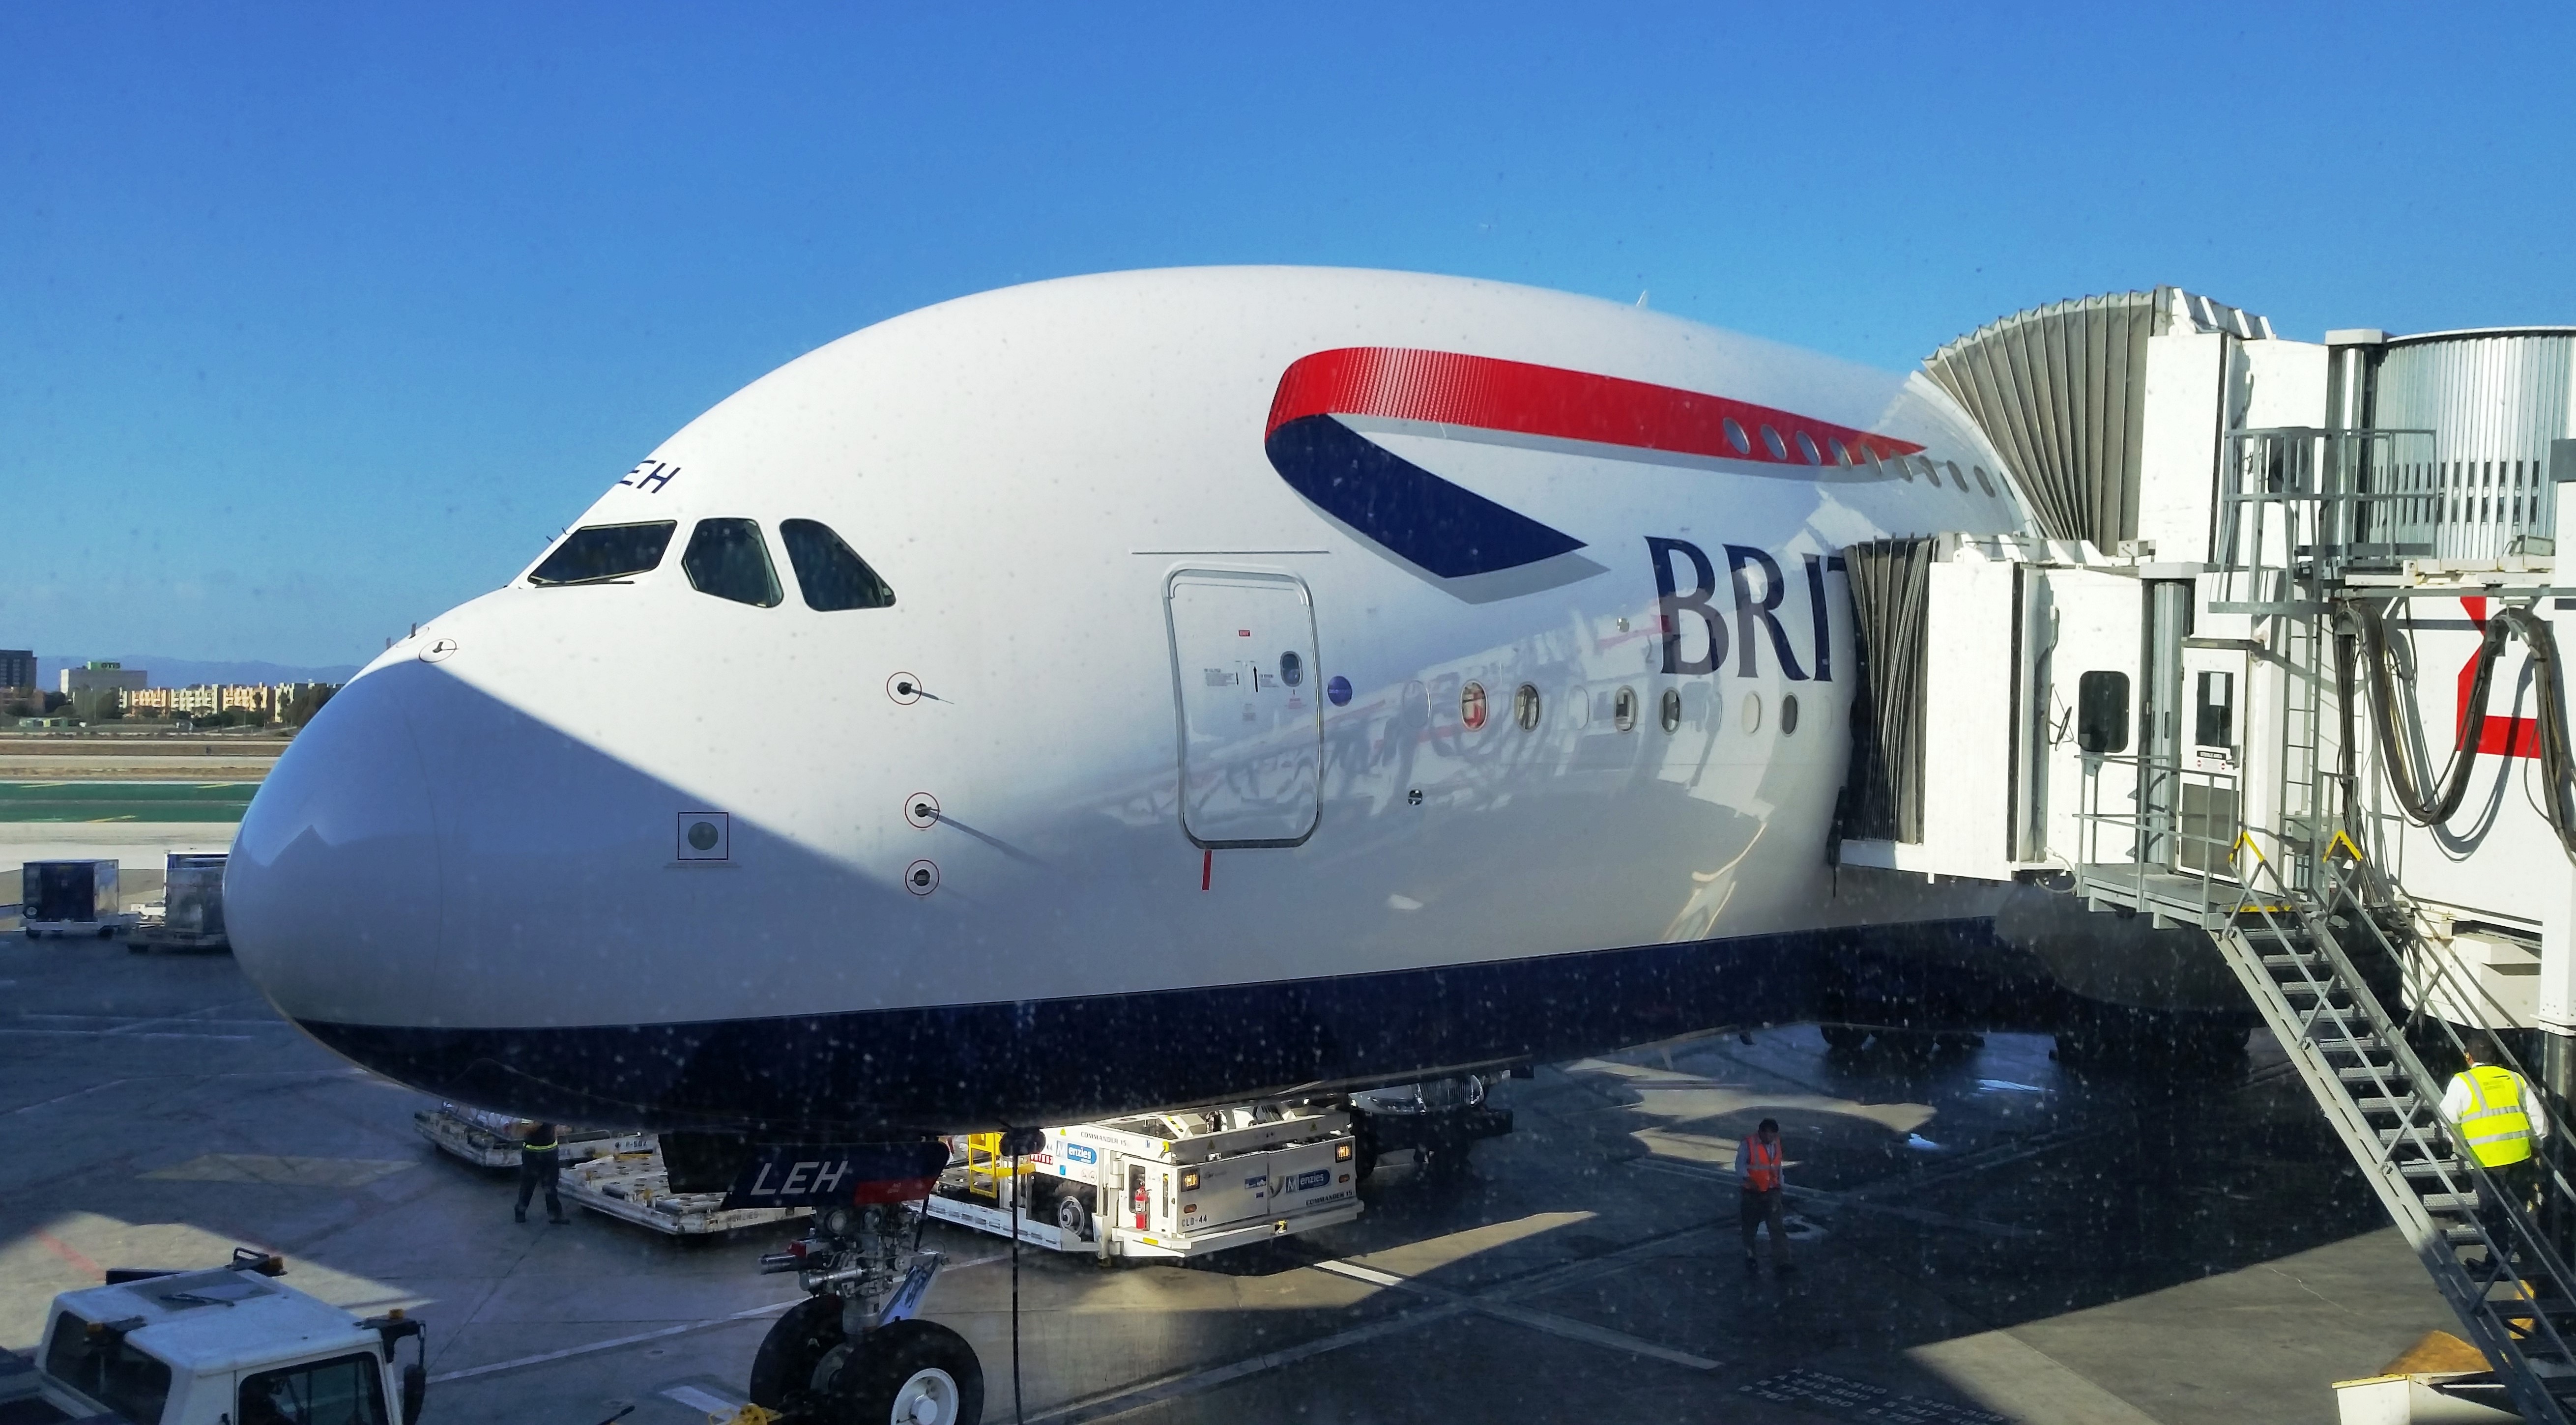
[752,1198,985,1425]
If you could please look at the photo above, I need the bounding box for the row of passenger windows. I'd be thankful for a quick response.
[1741,415,1999,497]
[527,518,896,611]
[1718,416,2001,499]
[1457,679,1803,736]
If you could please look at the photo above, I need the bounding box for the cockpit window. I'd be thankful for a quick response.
[526,521,676,586]
[682,518,782,607]
[781,519,897,610]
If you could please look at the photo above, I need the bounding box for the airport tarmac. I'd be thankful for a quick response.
[0,930,2457,1425]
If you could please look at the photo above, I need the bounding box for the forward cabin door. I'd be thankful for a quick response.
[1165,570,1323,847]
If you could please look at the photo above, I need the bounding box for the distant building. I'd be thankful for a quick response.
[0,649,32,693]
[60,661,147,695]
[123,681,337,725]
[60,661,146,721]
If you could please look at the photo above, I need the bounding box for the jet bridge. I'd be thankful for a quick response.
[1855,298,2576,1422]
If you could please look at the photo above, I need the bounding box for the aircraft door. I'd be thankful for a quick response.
[1164,570,1323,846]
[2035,569,2145,866]
[2178,639,2251,875]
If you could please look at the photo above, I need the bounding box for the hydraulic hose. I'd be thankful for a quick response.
[2349,598,2508,826]
[2347,595,2576,860]
[2490,605,2576,860]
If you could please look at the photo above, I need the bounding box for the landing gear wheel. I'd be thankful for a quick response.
[97,925,114,940]
[1054,1188,1091,1241]
[748,1295,846,1414]
[834,1319,984,1425]
[1818,1024,1869,1051]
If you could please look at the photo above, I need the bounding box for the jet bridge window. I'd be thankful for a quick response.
[526,520,677,586]
[682,518,783,608]
[2196,671,2235,747]
[2077,671,2131,755]
[781,518,897,610]
[239,1351,392,1425]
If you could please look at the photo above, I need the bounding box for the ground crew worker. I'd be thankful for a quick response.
[2441,1034,2549,1219]
[515,1122,567,1224]
[1735,1117,1795,1273]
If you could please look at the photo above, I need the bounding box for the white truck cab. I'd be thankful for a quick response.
[0,1249,425,1425]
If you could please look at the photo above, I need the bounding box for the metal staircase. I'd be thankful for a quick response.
[2243,868,2576,1421]
[2076,837,2576,1421]
[2058,421,2576,1418]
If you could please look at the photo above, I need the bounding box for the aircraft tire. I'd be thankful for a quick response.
[748,1295,845,1413]
[1818,1024,1870,1052]
[832,1319,984,1425]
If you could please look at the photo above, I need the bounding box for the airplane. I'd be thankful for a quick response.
[225,265,2233,1144]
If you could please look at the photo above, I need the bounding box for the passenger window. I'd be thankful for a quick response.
[2077,671,2131,754]
[780,519,896,611]
[1971,465,1997,496]
[44,1313,173,1425]
[1613,686,1639,732]
[1722,418,1751,455]
[526,521,677,586]
[682,519,782,608]
[239,1351,390,1425]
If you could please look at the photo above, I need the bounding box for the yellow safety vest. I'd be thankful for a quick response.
[2457,1065,2536,1168]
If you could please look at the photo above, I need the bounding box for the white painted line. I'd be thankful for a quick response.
[1473,1299,1721,1371]
[1626,1157,2035,1238]
[427,1299,801,1384]
[1027,1300,1475,1424]
[1310,1255,1719,1371]
[0,1028,253,1041]
[661,1384,743,1415]
[3,1080,132,1115]
[1310,1259,1406,1288]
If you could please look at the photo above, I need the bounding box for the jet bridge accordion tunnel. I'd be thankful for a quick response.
[1833,293,2576,1417]
[1845,294,2576,1064]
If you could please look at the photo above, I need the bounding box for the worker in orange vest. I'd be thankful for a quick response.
[1735,1117,1794,1273]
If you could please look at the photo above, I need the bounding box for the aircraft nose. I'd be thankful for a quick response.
[229,665,446,1028]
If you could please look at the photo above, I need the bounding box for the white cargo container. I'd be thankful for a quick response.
[928,1102,1363,1259]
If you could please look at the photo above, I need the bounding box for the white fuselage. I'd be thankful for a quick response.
[228,267,2033,1133]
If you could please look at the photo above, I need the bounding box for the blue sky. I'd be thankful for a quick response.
[5,3,2571,667]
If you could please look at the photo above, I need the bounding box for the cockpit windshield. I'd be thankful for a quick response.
[526,521,677,586]
[781,518,897,610]
[682,518,783,607]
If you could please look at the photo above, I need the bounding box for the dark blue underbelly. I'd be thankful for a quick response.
[304,918,2006,1136]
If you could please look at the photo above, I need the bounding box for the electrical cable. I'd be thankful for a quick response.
[2344,594,2576,861]
[2491,605,2576,859]
[1011,1146,1024,1425]
[2348,597,2509,825]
